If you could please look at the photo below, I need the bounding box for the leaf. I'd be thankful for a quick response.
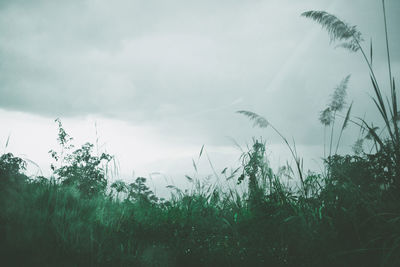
[199,144,204,159]
[231,167,241,175]
[370,75,389,121]
[237,174,245,185]
[227,167,240,181]
[226,174,234,181]
[284,216,297,223]
[358,117,384,148]
[341,102,353,130]
[222,218,231,227]
[192,159,197,172]
[370,38,373,66]
[185,175,193,182]
[5,134,10,149]
[221,167,228,175]
[365,126,379,140]
[392,77,398,125]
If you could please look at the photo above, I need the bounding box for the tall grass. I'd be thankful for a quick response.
[302,0,400,184]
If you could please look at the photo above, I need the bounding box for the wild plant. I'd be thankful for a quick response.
[127,177,159,203]
[110,179,128,199]
[0,152,27,191]
[49,118,74,172]
[302,0,399,183]
[237,138,272,207]
[0,153,26,177]
[319,75,353,157]
[302,6,400,264]
[237,110,306,196]
[55,142,112,197]
[49,119,113,197]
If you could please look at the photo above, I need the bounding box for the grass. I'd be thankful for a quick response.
[1,147,399,266]
[1,3,399,267]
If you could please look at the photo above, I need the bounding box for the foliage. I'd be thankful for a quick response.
[0,153,26,177]
[55,142,112,197]
[237,111,305,195]
[127,177,159,203]
[49,119,112,197]
[238,138,272,208]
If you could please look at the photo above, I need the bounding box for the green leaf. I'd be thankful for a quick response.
[370,38,373,66]
[192,159,197,172]
[284,216,297,223]
[342,102,353,130]
[185,175,193,182]
[221,167,228,175]
[199,145,204,159]
[237,174,245,185]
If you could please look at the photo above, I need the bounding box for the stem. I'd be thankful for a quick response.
[268,123,305,195]
[355,38,378,89]
[382,0,400,164]
[323,126,326,159]
[335,126,343,155]
[382,0,393,91]
[329,111,336,157]
[355,35,397,154]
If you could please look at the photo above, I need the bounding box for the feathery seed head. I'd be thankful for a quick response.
[319,107,333,126]
[301,11,363,52]
[329,75,350,112]
[237,110,269,128]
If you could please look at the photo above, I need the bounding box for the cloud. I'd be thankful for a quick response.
[0,0,399,148]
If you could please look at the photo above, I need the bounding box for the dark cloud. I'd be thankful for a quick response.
[0,0,399,147]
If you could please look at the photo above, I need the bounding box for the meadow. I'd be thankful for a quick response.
[1,6,399,267]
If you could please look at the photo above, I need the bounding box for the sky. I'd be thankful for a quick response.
[0,0,399,197]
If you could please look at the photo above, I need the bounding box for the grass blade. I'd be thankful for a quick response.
[199,144,205,159]
[335,102,353,154]
[370,38,373,66]
[192,159,197,173]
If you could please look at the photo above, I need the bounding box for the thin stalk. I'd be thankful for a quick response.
[335,127,344,155]
[329,111,337,157]
[335,102,353,154]
[323,126,327,159]
[355,38,396,142]
[382,0,393,91]
[382,0,400,162]
[369,127,386,154]
[268,123,305,195]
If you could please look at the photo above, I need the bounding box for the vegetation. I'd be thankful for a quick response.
[1,3,399,266]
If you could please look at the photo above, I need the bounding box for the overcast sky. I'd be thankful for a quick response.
[0,0,399,196]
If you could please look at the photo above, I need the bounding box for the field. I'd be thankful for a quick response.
[1,7,399,267]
